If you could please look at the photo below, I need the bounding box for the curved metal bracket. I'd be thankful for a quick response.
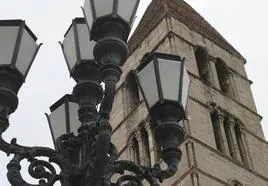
[0,135,80,186]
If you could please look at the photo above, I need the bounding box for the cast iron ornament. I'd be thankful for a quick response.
[0,50,185,186]
[0,63,185,185]
[0,11,186,186]
[0,114,182,186]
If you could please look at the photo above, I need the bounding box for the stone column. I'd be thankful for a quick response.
[128,141,135,162]
[239,127,249,167]
[229,72,239,101]
[191,171,199,186]
[210,60,221,89]
[218,113,230,155]
[121,83,128,118]
[135,130,146,165]
[144,123,153,166]
[227,118,241,161]
[186,141,196,168]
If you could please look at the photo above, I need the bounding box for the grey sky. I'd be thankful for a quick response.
[0,0,267,185]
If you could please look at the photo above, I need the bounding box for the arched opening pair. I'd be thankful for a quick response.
[195,46,236,99]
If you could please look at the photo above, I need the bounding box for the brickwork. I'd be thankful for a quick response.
[110,0,268,185]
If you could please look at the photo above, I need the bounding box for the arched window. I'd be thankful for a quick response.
[209,105,249,164]
[125,71,140,111]
[215,58,235,98]
[195,46,211,83]
[129,127,152,166]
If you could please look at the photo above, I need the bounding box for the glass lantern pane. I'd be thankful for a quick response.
[49,104,67,142]
[68,102,80,135]
[83,0,94,31]
[16,29,38,77]
[0,26,19,65]
[181,67,190,109]
[94,0,114,17]
[158,59,181,101]
[118,0,139,24]
[63,27,77,71]
[76,23,95,61]
[137,61,159,108]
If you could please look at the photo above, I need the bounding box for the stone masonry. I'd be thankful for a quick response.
[110,0,268,185]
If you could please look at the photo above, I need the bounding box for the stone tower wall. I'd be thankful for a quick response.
[110,14,268,186]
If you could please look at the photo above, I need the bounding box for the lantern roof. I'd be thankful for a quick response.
[49,94,75,112]
[63,18,86,38]
[0,19,37,41]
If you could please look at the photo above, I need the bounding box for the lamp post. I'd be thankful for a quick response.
[0,1,190,186]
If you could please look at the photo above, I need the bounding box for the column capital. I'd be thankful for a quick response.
[239,125,246,131]
[208,103,225,119]
[128,139,135,147]
[135,130,142,141]
[121,82,128,88]
[226,117,236,127]
[217,112,225,121]
[208,102,218,113]
[144,122,151,132]
[191,168,198,176]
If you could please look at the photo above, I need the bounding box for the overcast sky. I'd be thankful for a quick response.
[0,0,267,185]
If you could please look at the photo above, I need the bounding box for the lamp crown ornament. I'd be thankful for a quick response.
[0,1,189,186]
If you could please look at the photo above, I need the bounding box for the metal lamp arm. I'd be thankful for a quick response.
[111,160,162,186]
[0,135,25,155]
[110,156,180,185]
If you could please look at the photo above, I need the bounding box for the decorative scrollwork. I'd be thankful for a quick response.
[109,160,161,186]
[115,175,142,186]
[7,154,60,186]
[0,136,74,186]
[0,119,181,186]
[28,159,58,182]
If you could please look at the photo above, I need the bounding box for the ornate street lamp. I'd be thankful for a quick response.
[46,94,80,149]
[0,20,41,133]
[136,53,189,179]
[60,18,99,83]
[46,94,81,169]
[0,1,190,186]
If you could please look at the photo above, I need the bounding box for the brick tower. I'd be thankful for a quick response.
[110,0,268,185]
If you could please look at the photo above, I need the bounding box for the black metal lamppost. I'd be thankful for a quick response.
[0,1,190,186]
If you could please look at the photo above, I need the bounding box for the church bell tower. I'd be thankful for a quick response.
[110,0,268,185]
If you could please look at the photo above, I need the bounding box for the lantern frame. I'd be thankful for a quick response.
[0,20,41,82]
[46,94,80,148]
[136,53,189,117]
[60,17,100,82]
[82,0,140,41]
